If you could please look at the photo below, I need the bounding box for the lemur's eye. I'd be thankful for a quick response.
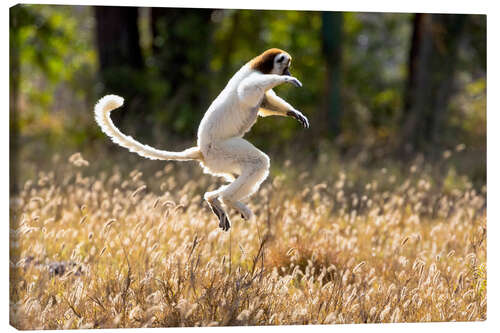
[276,55,285,63]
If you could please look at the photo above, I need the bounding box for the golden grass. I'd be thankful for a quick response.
[9,152,486,329]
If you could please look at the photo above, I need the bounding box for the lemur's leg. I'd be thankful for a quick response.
[217,139,269,218]
[222,199,253,220]
[203,138,270,229]
[205,186,253,221]
[218,158,269,206]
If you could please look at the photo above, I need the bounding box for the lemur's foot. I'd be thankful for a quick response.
[219,215,230,231]
[208,199,231,231]
[222,199,253,221]
[238,206,253,221]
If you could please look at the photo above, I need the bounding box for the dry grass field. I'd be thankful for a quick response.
[9,150,486,329]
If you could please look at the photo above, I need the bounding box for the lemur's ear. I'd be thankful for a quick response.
[249,48,289,74]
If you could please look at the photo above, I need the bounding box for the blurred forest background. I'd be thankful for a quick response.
[9,5,486,191]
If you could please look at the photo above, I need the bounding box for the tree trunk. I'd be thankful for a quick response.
[401,13,467,153]
[320,11,343,137]
[150,7,214,136]
[94,6,144,130]
[94,6,143,71]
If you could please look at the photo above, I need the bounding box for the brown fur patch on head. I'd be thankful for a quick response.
[249,48,291,74]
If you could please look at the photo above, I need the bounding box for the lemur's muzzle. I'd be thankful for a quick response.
[283,67,291,76]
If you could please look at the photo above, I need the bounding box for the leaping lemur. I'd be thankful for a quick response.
[94,48,309,231]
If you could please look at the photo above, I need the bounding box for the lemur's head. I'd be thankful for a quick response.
[249,48,292,76]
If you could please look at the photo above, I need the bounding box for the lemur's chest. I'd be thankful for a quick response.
[236,104,259,135]
[235,93,266,134]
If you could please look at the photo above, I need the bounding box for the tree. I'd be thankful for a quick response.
[401,13,467,153]
[94,6,143,72]
[94,6,144,129]
[320,11,343,137]
[150,7,215,136]
[10,4,76,192]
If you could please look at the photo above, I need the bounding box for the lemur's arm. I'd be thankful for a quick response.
[237,73,302,107]
[258,89,309,128]
[258,89,291,116]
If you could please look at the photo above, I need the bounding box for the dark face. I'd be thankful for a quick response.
[274,53,292,76]
[249,48,292,75]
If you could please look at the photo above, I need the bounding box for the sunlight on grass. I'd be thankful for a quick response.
[10,151,486,329]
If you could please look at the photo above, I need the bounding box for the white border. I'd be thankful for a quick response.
[3,0,495,332]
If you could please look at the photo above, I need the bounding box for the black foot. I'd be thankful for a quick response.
[208,200,231,231]
[219,214,230,231]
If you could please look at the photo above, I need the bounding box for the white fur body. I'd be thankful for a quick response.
[198,65,260,145]
[197,65,266,181]
[94,49,308,230]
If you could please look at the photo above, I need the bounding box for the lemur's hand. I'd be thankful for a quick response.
[284,76,302,88]
[287,109,309,128]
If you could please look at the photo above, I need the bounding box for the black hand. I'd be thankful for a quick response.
[285,77,302,88]
[287,110,310,128]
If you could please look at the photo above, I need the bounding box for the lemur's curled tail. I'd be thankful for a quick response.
[94,95,202,161]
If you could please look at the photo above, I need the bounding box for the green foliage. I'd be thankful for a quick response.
[10,5,486,181]
[11,4,97,148]
[450,77,486,148]
[341,12,411,146]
